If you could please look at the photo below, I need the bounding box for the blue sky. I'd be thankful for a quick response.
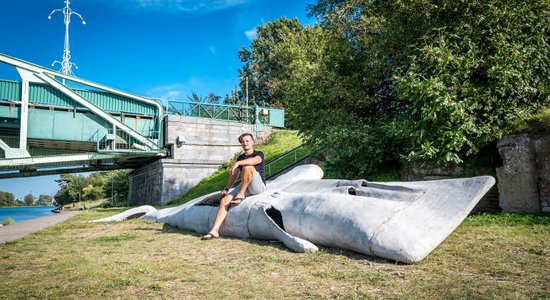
[0,0,315,200]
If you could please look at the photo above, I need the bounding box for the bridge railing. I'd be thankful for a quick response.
[167,100,285,128]
[97,128,161,153]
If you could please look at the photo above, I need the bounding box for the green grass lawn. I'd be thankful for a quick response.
[171,129,310,205]
[0,211,548,299]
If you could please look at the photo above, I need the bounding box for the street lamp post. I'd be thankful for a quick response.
[48,0,86,83]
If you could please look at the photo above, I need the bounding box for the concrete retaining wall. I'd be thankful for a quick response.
[128,116,272,206]
[497,133,550,213]
[401,163,501,214]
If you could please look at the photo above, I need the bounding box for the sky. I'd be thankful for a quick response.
[0,0,316,200]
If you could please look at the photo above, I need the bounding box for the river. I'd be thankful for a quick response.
[0,206,57,223]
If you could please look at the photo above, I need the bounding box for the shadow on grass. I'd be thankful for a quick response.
[159,223,395,264]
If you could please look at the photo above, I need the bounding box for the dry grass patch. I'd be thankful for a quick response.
[0,210,548,299]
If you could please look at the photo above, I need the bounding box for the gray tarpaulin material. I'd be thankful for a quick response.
[93,164,495,263]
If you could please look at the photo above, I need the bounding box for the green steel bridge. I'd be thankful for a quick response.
[0,53,284,179]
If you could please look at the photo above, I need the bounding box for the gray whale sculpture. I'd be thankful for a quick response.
[93,164,495,263]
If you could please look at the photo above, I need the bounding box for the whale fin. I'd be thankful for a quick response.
[258,206,318,253]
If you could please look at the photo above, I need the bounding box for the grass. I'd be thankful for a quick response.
[0,211,548,299]
[514,105,550,133]
[171,129,310,205]
[1,218,14,225]
[66,198,111,210]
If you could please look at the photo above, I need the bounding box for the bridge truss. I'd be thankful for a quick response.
[0,53,166,179]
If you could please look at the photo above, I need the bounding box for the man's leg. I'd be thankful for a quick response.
[233,165,255,201]
[204,193,234,238]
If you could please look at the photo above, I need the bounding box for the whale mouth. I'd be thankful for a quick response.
[127,212,147,219]
[196,194,221,206]
[266,207,285,231]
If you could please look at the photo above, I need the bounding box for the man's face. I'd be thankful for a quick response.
[240,135,254,151]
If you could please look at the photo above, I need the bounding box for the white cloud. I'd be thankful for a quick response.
[244,27,257,40]
[145,83,188,100]
[112,0,251,14]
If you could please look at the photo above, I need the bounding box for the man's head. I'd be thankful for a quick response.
[238,133,255,152]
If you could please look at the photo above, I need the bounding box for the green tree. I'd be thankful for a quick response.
[54,174,86,206]
[37,194,53,206]
[0,191,16,207]
[24,193,35,206]
[270,0,549,177]
[238,17,304,107]
[103,170,130,204]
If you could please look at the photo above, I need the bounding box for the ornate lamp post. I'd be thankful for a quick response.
[48,0,86,81]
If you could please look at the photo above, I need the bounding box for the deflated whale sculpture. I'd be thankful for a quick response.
[93,164,495,263]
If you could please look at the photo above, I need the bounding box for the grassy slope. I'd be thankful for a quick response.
[171,129,308,205]
[0,211,548,299]
[514,105,550,133]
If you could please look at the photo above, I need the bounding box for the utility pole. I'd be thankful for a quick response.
[245,76,249,121]
[48,0,86,83]
[111,176,114,206]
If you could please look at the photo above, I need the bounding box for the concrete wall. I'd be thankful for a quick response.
[129,116,272,206]
[497,133,550,213]
[401,163,501,214]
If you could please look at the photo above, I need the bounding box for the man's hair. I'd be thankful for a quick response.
[238,133,254,143]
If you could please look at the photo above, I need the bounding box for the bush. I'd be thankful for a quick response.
[2,218,14,225]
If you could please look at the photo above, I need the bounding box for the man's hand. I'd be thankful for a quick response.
[229,162,240,175]
[220,187,229,198]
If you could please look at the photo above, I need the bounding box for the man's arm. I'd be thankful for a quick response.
[234,155,262,167]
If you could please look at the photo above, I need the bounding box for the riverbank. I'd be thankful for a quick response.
[0,211,80,244]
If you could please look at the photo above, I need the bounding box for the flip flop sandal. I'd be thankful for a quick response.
[232,197,246,205]
[201,232,219,240]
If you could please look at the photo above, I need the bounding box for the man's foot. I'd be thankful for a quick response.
[231,196,246,205]
[201,232,220,240]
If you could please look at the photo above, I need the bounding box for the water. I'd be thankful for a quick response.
[0,206,57,223]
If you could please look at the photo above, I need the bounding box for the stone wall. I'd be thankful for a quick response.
[401,163,501,214]
[497,133,550,213]
[128,116,272,206]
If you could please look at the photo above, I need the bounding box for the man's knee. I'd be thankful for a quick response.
[220,195,233,206]
[242,165,255,177]
[242,165,255,172]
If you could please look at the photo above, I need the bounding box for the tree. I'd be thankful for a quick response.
[103,170,130,204]
[24,193,36,206]
[54,174,86,206]
[0,191,16,207]
[265,0,549,178]
[238,17,304,107]
[205,93,221,104]
[38,194,53,206]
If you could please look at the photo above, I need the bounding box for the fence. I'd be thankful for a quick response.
[167,100,285,128]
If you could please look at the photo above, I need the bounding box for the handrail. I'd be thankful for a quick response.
[264,145,308,178]
[167,100,255,123]
[166,100,285,128]
[232,145,309,186]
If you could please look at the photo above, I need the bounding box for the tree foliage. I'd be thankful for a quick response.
[53,170,130,206]
[244,0,549,177]
[0,191,16,207]
[38,194,53,206]
[23,193,35,206]
[238,17,304,107]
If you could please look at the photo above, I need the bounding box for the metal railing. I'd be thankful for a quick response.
[97,128,160,153]
[167,100,255,123]
[166,100,285,128]
[264,145,309,179]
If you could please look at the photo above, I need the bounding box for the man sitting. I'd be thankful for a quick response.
[202,133,266,240]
